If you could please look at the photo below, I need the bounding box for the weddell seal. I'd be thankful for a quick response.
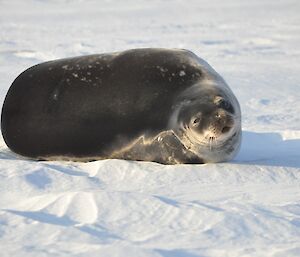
[1,48,241,164]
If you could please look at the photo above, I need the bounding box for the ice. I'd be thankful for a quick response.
[0,0,300,256]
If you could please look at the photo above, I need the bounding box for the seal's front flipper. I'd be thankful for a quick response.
[151,131,204,164]
[111,131,203,165]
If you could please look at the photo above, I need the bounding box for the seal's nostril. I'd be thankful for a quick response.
[222,126,231,133]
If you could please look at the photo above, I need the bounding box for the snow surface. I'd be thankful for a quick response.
[0,0,300,256]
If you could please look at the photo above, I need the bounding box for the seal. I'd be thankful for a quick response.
[1,48,241,164]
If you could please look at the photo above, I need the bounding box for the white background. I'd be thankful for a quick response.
[0,0,300,256]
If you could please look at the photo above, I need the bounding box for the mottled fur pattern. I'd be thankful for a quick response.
[2,48,241,164]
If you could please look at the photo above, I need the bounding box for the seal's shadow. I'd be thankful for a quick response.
[234,131,300,168]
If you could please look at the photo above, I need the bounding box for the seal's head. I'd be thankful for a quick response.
[170,86,241,163]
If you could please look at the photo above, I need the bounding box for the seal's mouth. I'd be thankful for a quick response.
[205,125,233,150]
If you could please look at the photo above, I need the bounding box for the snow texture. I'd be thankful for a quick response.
[0,0,300,256]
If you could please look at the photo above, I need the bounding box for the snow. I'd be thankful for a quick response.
[0,0,300,256]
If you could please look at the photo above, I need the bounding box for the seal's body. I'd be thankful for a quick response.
[1,48,241,164]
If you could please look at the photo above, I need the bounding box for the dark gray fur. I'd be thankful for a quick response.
[1,48,241,164]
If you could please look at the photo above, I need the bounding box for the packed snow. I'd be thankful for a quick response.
[0,0,300,256]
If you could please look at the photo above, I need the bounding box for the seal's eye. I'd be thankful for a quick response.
[214,96,224,105]
[214,96,234,113]
[215,113,222,119]
[191,114,202,127]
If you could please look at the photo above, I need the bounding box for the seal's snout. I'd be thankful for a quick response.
[221,125,232,134]
[211,110,235,136]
